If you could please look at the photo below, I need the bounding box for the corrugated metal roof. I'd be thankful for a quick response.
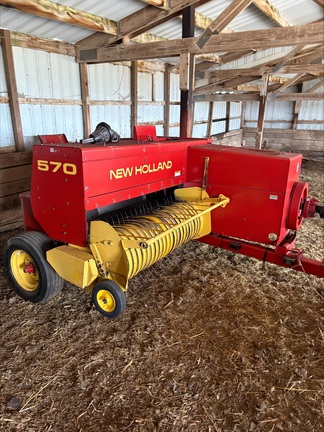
[1,0,322,46]
[268,0,323,25]
[0,0,147,43]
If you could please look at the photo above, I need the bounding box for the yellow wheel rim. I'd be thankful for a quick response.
[96,289,116,313]
[10,250,39,292]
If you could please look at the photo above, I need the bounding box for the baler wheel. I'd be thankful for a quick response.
[92,281,126,318]
[3,232,64,303]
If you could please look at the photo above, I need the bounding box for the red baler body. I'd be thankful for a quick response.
[21,131,323,278]
[27,138,209,246]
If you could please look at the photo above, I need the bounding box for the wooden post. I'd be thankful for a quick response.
[1,29,25,151]
[225,101,231,132]
[292,83,303,130]
[80,63,91,137]
[131,61,138,133]
[241,101,246,128]
[207,101,214,138]
[164,67,170,136]
[255,73,269,149]
[180,6,195,138]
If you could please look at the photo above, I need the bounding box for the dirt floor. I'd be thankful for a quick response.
[0,160,323,432]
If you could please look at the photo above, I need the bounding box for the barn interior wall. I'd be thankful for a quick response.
[244,80,324,131]
[0,38,323,231]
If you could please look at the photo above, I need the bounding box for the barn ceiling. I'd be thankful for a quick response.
[0,0,323,96]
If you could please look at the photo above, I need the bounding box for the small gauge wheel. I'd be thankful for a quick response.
[92,280,126,318]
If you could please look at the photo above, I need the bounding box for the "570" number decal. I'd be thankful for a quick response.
[37,160,77,175]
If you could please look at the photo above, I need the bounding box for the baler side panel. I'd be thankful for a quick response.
[186,145,303,246]
[83,150,188,210]
[31,145,88,246]
[30,138,211,247]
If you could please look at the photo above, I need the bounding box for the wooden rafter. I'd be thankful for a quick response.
[272,45,303,72]
[77,0,211,48]
[306,80,324,93]
[271,92,324,101]
[194,11,232,33]
[133,33,222,64]
[273,73,305,93]
[77,21,324,63]
[206,64,323,79]
[291,45,324,65]
[253,0,293,27]
[196,0,252,48]
[0,0,117,34]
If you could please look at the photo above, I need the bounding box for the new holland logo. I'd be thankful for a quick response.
[110,161,173,180]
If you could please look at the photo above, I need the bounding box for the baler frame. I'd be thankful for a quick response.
[3,126,323,318]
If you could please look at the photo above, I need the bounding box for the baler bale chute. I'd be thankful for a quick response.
[3,124,324,318]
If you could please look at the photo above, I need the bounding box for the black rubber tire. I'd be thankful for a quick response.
[92,280,126,319]
[3,231,64,303]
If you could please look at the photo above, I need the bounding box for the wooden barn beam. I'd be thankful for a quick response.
[78,0,210,48]
[272,45,303,72]
[0,0,117,34]
[0,29,24,152]
[270,92,324,101]
[79,63,91,138]
[292,45,324,65]
[164,68,171,136]
[220,49,257,65]
[206,64,324,79]
[194,76,260,95]
[273,73,305,93]
[131,61,138,130]
[77,22,324,63]
[306,79,324,93]
[253,0,293,27]
[180,6,195,138]
[207,101,214,137]
[194,11,232,33]
[133,33,221,64]
[194,94,261,102]
[255,73,269,149]
[196,0,252,48]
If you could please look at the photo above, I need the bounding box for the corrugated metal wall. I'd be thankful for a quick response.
[14,47,83,147]
[298,79,324,131]
[245,85,295,130]
[88,62,131,137]
[193,100,242,138]
[138,71,165,136]
[1,45,322,150]
[245,100,295,129]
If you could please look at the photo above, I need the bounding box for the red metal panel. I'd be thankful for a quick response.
[133,125,157,142]
[20,191,44,233]
[31,145,87,246]
[38,134,68,144]
[186,145,303,246]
